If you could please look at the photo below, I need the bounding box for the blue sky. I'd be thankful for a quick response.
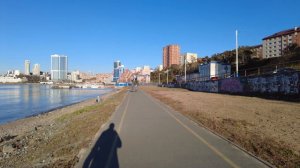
[0,0,299,74]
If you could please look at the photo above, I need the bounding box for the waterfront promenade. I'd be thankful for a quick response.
[78,90,268,168]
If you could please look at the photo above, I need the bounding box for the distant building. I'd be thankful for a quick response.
[262,27,300,59]
[113,60,124,82]
[51,54,68,81]
[163,44,180,68]
[180,53,198,65]
[249,45,263,59]
[24,60,30,75]
[199,61,231,81]
[96,73,112,83]
[135,67,142,72]
[33,64,41,76]
[141,65,151,75]
[71,70,82,83]
[157,65,163,71]
[0,76,27,83]
[6,70,20,77]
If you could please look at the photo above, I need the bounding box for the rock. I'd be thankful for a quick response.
[2,144,14,154]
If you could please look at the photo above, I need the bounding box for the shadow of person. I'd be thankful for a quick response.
[83,123,122,168]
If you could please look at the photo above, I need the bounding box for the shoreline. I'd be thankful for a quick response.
[0,88,118,137]
[0,86,115,125]
[0,87,126,167]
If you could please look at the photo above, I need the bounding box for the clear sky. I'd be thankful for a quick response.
[0,0,299,74]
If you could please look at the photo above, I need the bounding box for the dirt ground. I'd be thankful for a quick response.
[0,88,127,168]
[142,86,300,168]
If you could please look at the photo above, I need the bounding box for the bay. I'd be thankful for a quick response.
[0,84,113,124]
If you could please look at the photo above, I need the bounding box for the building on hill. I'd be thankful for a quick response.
[180,53,198,65]
[163,44,180,68]
[249,45,263,59]
[262,27,300,59]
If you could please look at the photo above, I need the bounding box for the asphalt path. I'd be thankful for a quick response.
[78,89,270,168]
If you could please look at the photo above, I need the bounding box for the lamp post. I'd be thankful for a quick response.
[158,73,161,85]
[184,55,187,83]
[236,30,239,77]
[165,70,169,84]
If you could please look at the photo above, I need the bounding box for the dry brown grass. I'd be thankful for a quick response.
[0,89,127,167]
[142,86,300,168]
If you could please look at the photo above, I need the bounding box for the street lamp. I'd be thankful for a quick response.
[158,73,161,85]
[184,55,187,83]
[236,30,239,77]
[165,69,169,84]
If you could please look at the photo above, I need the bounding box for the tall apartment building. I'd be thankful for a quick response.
[51,54,68,81]
[262,27,300,59]
[33,64,41,76]
[163,44,180,68]
[24,60,30,75]
[180,53,198,65]
[113,60,124,82]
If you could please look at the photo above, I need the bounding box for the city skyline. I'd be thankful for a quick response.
[1,0,300,74]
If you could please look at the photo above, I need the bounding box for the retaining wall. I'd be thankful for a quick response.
[184,72,300,96]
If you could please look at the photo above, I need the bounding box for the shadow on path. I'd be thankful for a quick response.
[83,123,122,168]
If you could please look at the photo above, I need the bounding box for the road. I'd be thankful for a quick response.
[77,89,270,168]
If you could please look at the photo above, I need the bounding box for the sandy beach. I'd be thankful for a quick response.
[0,88,127,167]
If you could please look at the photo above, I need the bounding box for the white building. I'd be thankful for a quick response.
[33,64,41,76]
[157,65,163,71]
[71,70,82,83]
[142,65,151,75]
[24,60,30,75]
[199,61,231,81]
[135,67,142,72]
[180,53,198,65]
[51,54,68,81]
[0,76,27,83]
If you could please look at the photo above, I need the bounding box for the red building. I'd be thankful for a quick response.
[163,44,180,68]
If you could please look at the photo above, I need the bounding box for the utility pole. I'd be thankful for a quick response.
[158,73,161,85]
[184,55,187,83]
[166,70,169,84]
[236,30,239,77]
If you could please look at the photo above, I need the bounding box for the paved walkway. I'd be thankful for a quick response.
[78,90,270,168]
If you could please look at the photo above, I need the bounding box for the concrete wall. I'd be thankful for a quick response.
[184,72,300,96]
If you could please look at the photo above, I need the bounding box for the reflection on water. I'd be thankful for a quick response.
[0,84,113,124]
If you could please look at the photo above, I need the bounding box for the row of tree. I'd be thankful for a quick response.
[16,74,45,83]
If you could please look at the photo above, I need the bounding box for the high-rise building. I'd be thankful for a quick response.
[113,60,124,82]
[51,54,68,81]
[262,27,300,59]
[163,44,180,68]
[33,64,41,76]
[24,60,30,75]
[114,60,121,69]
[180,53,198,65]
